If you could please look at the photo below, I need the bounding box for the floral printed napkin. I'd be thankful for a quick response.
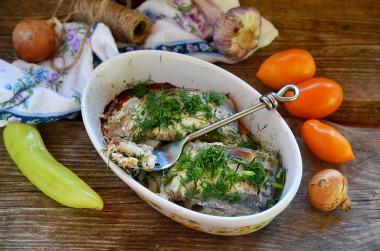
[0,23,115,126]
[122,0,279,64]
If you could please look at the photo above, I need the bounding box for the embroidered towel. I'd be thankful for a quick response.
[0,23,115,127]
[119,0,279,64]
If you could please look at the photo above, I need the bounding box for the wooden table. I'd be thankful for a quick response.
[1,0,379,249]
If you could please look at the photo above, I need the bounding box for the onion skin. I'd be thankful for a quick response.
[12,18,56,62]
[307,169,351,212]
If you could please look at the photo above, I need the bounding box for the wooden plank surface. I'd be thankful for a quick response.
[233,0,380,126]
[0,0,379,250]
[1,120,379,249]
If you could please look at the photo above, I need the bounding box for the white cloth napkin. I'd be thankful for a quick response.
[131,0,279,63]
[0,22,115,127]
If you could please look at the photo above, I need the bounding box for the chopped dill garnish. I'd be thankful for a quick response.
[275,167,286,179]
[271,183,284,189]
[238,134,261,150]
[185,188,200,199]
[232,158,267,185]
[127,77,152,98]
[267,199,275,208]
[132,90,182,142]
[161,172,177,187]
[180,87,204,116]
[267,167,287,209]
[131,86,222,142]
[169,146,243,203]
[259,176,268,190]
[204,90,225,106]
[132,81,150,98]
[225,191,243,203]
[242,170,255,177]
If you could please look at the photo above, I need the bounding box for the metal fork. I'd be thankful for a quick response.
[151,84,300,171]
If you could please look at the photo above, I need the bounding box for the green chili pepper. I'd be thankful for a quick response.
[3,122,103,210]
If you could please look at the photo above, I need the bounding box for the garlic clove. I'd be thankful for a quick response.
[213,6,261,61]
[192,0,224,27]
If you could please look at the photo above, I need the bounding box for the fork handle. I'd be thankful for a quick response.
[187,84,300,141]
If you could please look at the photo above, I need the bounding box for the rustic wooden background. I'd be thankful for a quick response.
[0,0,379,249]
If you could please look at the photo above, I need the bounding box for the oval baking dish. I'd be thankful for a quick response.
[81,50,302,235]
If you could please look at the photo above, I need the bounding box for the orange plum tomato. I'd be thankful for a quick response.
[284,78,343,119]
[301,120,355,163]
[256,49,316,90]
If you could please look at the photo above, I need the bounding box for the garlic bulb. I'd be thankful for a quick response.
[192,0,261,61]
[214,6,261,61]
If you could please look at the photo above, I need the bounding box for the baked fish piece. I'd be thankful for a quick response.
[100,82,242,171]
[100,83,240,146]
[148,142,282,216]
[105,140,157,171]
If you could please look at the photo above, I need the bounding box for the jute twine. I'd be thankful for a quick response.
[50,0,150,74]
[73,0,150,44]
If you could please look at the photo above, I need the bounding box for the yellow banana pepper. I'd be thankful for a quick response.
[3,122,103,210]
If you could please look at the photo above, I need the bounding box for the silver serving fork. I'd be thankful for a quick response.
[151,84,299,171]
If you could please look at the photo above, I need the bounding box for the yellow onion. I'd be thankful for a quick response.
[307,169,351,211]
[192,0,261,61]
[12,17,59,62]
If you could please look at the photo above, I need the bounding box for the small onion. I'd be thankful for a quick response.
[307,169,351,212]
[12,18,59,62]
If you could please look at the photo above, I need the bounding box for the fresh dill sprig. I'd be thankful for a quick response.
[126,77,153,98]
[169,146,243,203]
[238,134,261,150]
[131,87,222,142]
[225,191,243,203]
[267,167,287,209]
[132,90,182,142]
[232,158,267,185]
[204,90,225,106]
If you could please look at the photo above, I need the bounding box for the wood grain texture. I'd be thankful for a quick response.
[1,120,379,250]
[237,0,380,125]
[0,0,379,249]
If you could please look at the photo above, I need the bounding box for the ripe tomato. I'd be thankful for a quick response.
[284,78,343,119]
[256,49,316,90]
[301,120,355,163]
